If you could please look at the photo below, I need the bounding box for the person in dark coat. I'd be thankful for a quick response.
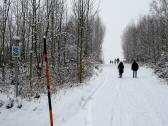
[116,58,120,64]
[118,62,124,78]
[131,60,139,78]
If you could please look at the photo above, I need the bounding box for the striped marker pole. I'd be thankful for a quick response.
[43,36,54,126]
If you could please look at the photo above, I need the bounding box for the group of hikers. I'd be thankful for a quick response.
[110,58,120,64]
[117,60,139,78]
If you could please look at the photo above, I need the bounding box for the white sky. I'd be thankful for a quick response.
[100,0,153,63]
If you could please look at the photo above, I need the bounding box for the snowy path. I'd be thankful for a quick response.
[61,64,168,126]
[1,64,168,126]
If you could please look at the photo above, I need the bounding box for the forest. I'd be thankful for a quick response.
[122,0,168,82]
[0,0,105,98]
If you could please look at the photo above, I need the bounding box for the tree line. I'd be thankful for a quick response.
[122,0,168,82]
[0,0,105,97]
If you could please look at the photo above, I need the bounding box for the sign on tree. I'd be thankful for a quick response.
[12,46,20,58]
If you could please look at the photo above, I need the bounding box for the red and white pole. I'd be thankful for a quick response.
[43,36,54,126]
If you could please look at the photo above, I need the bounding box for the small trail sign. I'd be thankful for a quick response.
[12,46,20,58]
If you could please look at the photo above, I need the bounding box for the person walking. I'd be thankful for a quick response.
[114,59,116,64]
[117,58,120,64]
[131,60,139,78]
[118,61,124,78]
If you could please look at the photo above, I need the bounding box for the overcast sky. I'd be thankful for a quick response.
[99,0,153,63]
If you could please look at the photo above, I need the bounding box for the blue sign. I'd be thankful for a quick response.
[12,46,20,58]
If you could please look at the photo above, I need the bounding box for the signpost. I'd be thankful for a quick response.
[12,36,20,97]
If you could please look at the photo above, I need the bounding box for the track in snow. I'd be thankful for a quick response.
[82,64,168,126]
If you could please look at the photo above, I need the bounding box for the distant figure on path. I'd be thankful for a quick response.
[118,62,124,78]
[117,58,120,64]
[114,59,116,64]
[131,60,139,78]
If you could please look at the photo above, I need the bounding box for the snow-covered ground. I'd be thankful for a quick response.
[1,64,168,126]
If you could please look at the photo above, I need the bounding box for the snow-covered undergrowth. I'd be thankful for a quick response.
[0,61,101,98]
[154,53,168,82]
